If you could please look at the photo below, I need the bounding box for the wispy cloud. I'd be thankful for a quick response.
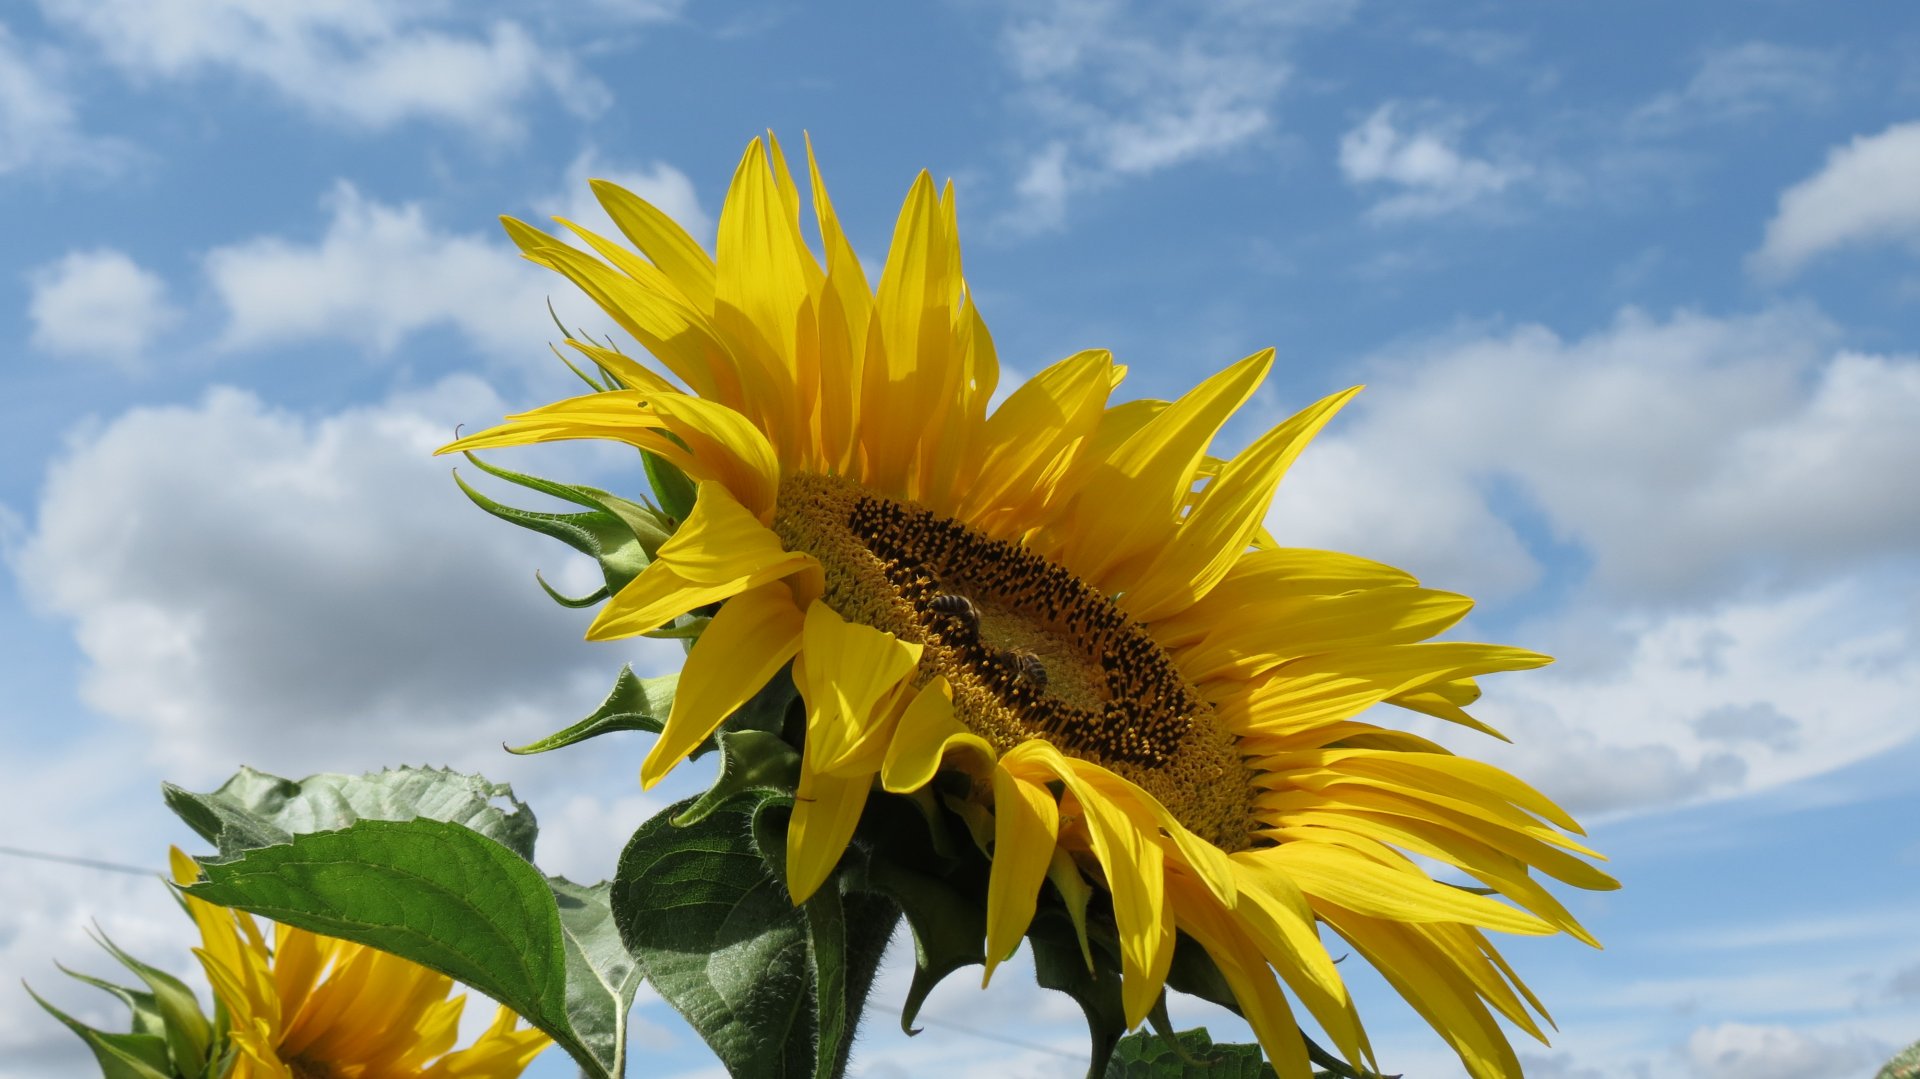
[1751,120,1920,279]
[992,0,1354,233]
[1338,102,1532,221]
[1631,42,1840,133]
[0,21,126,175]
[35,0,609,140]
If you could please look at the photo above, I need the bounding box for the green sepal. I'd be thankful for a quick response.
[1029,906,1131,1079]
[89,929,212,1075]
[53,965,166,1041]
[163,765,538,862]
[26,985,177,1079]
[1104,1028,1269,1078]
[670,730,799,827]
[643,450,698,523]
[506,666,678,755]
[855,856,985,1036]
[454,452,672,600]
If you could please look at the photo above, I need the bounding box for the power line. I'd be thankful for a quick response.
[0,845,163,877]
[912,1015,1085,1061]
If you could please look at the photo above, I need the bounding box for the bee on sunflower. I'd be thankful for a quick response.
[443,134,1616,1079]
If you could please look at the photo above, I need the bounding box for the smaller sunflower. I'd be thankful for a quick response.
[170,848,550,1079]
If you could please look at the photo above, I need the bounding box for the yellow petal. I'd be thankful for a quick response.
[1224,642,1550,737]
[713,137,813,457]
[1122,387,1361,620]
[795,601,923,775]
[1003,742,1167,1027]
[957,349,1116,532]
[1261,843,1554,936]
[591,177,717,311]
[589,482,816,640]
[1165,871,1314,1079]
[878,677,996,792]
[785,763,871,904]
[1052,350,1272,586]
[983,766,1059,984]
[865,171,961,496]
[641,582,806,788]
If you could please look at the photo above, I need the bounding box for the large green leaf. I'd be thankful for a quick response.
[164,765,537,861]
[1105,1028,1268,1078]
[180,818,639,1079]
[613,793,897,1079]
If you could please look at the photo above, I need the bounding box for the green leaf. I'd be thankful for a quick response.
[1104,1028,1268,1078]
[615,794,813,1077]
[163,765,537,862]
[27,985,177,1079]
[508,666,679,755]
[551,877,648,1079]
[616,793,896,1079]
[181,819,632,1079]
[1879,1038,1920,1079]
[643,450,698,523]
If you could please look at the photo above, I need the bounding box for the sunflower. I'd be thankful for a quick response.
[442,134,1614,1078]
[171,848,550,1078]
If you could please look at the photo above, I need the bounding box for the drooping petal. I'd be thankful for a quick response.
[785,763,872,904]
[642,581,807,787]
[879,678,995,792]
[590,482,817,640]
[983,766,1059,984]
[795,601,923,775]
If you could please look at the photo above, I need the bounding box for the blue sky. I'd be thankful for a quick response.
[3,2,1918,1077]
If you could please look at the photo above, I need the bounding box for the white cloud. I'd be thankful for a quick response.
[1275,306,1916,603]
[0,22,122,175]
[1269,305,1920,812]
[1750,120,1920,278]
[537,149,714,254]
[203,182,558,361]
[1477,578,1918,813]
[35,0,607,140]
[7,377,680,780]
[1632,42,1839,132]
[1338,103,1531,221]
[1684,1022,1873,1079]
[993,0,1353,232]
[27,248,180,365]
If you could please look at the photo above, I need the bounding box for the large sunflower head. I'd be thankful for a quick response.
[171,849,550,1078]
[444,134,1615,1078]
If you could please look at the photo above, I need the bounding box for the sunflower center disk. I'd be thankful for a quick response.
[773,471,1259,852]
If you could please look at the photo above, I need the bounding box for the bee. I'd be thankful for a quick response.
[1007,647,1049,689]
[929,593,980,634]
